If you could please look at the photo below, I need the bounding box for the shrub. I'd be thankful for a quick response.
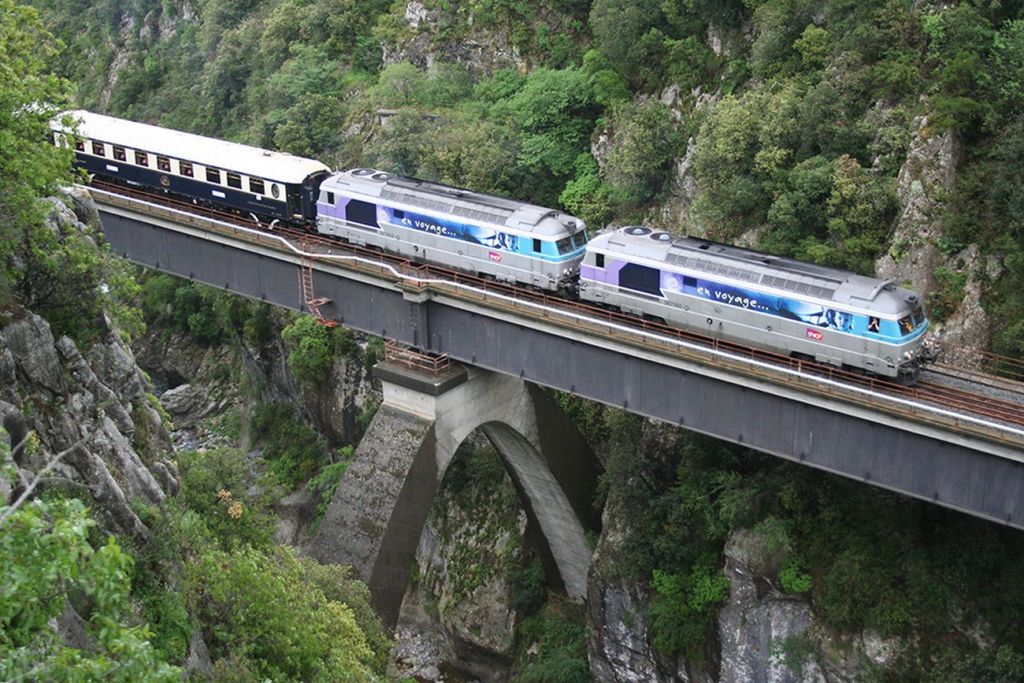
[250,404,331,489]
[175,447,281,550]
[0,498,179,681]
[306,448,353,518]
[186,546,383,681]
[515,601,588,683]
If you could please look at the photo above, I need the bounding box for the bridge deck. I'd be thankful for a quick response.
[93,190,1024,530]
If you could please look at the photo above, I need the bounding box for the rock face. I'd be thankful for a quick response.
[717,531,823,683]
[0,311,173,539]
[0,191,174,538]
[876,113,960,298]
[134,316,377,452]
[382,0,526,76]
[392,436,529,682]
[875,112,989,356]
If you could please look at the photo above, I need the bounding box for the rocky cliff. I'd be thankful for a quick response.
[1,191,175,539]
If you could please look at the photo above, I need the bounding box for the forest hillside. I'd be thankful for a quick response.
[4,0,1024,681]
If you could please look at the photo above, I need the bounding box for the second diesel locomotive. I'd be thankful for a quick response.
[316,169,589,292]
[56,110,931,381]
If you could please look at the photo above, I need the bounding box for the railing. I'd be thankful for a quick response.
[384,340,452,377]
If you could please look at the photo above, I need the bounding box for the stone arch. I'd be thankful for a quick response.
[310,364,601,628]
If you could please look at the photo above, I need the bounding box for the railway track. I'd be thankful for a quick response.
[89,180,1024,431]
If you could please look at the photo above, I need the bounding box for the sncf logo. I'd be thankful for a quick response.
[806,328,824,341]
[488,251,502,262]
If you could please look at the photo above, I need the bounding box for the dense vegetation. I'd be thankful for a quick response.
[563,394,1024,680]
[8,0,1024,678]
[23,0,1024,354]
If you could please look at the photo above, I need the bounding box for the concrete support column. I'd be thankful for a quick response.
[310,361,600,629]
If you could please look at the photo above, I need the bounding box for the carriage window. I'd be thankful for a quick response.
[91,142,105,156]
[533,238,543,253]
[206,167,221,184]
[226,172,242,189]
[595,253,605,268]
[75,139,85,151]
[249,178,265,194]
[556,235,574,254]
[326,192,335,205]
[868,316,881,333]
[157,156,171,172]
[179,161,194,177]
[898,315,914,335]
[113,146,126,161]
[135,151,148,166]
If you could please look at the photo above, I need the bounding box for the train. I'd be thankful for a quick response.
[53,110,932,382]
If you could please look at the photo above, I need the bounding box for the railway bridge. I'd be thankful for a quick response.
[90,186,1024,626]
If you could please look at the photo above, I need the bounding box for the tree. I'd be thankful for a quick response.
[603,100,682,206]
[0,498,179,681]
[0,0,74,305]
[187,546,383,681]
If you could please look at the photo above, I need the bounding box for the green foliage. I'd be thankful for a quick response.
[921,5,994,136]
[140,273,266,347]
[778,554,812,594]
[281,314,357,385]
[175,447,282,550]
[510,557,548,617]
[0,498,179,681]
[588,0,719,91]
[0,0,143,342]
[186,545,383,682]
[559,154,617,229]
[514,601,588,683]
[603,100,683,207]
[250,404,332,489]
[306,447,353,518]
[926,266,967,322]
[648,561,729,658]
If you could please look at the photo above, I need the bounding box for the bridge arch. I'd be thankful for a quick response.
[310,363,601,628]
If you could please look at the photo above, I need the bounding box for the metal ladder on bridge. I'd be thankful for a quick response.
[298,239,337,328]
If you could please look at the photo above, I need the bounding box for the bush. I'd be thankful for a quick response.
[186,546,383,681]
[281,314,357,385]
[648,561,730,659]
[926,266,968,322]
[306,449,353,518]
[0,499,179,681]
[602,100,683,207]
[514,601,588,683]
[175,447,282,550]
[250,404,331,489]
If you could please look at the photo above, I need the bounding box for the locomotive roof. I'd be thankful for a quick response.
[593,227,920,316]
[61,111,330,184]
[322,169,582,237]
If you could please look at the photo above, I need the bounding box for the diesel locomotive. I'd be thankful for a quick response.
[54,111,931,381]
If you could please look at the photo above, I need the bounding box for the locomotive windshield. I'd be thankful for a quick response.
[556,228,589,255]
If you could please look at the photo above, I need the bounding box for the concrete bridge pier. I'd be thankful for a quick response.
[309,360,602,629]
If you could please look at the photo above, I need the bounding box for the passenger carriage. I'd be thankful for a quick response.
[316,169,589,292]
[580,227,930,381]
[54,111,330,226]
